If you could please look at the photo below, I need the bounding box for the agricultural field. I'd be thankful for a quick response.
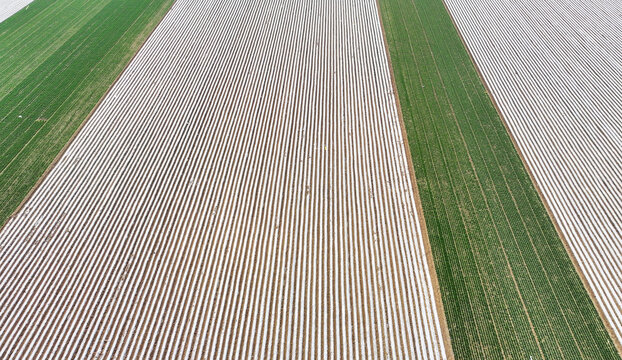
[0,0,33,23]
[444,0,622,347]
[377,0,620,358]
[1,0,621,358]
[0,0,174,227]
[0,0,449,358]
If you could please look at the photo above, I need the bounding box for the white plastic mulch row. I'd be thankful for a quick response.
[0,0,448,358]
[0,0,33,23]
[444,0,622,345]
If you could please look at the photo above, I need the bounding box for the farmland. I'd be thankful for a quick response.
[0,0,33,23]
[1,0,620,358]
[0,0,449,358]
[0,0,174,227]
[377,0,620,358]
[444,0,622,347]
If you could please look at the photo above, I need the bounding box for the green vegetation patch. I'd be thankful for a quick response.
[0,0,174,226]
[376,0,619,358]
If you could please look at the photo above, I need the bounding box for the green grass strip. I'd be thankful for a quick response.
[376,0,620,358]
[0,0,174,226]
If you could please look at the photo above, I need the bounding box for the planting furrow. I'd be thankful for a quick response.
[444,0,622,347]
[0,0,449,358]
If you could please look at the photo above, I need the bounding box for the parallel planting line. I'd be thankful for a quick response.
[444,0,622,347]
[377,0,619,357]
[0,0,449,358]
[0,0,174,227]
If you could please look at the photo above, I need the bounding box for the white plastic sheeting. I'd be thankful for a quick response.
[0,0,33,23]
[0,0,449,358]
[445,0,622,345]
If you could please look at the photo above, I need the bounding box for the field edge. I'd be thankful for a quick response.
[374,0,455,357]
[1,0,177,231]
[437,0,622,354]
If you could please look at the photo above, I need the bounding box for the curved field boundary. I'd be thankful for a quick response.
[444,0,622,350]
[0,0,449,358]
[377,0,620,358]
[0,0,33,23]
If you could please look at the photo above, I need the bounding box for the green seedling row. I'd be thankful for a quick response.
[376,0,619,358]
[0,0,175,226]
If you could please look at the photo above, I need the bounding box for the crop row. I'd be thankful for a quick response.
[0,0,174,227]
[377,0,619,358]
[0,0,448,358]
[445,0,622,349]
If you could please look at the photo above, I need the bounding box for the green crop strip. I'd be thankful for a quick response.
[0,0,174,226]
[377,0,619,358]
